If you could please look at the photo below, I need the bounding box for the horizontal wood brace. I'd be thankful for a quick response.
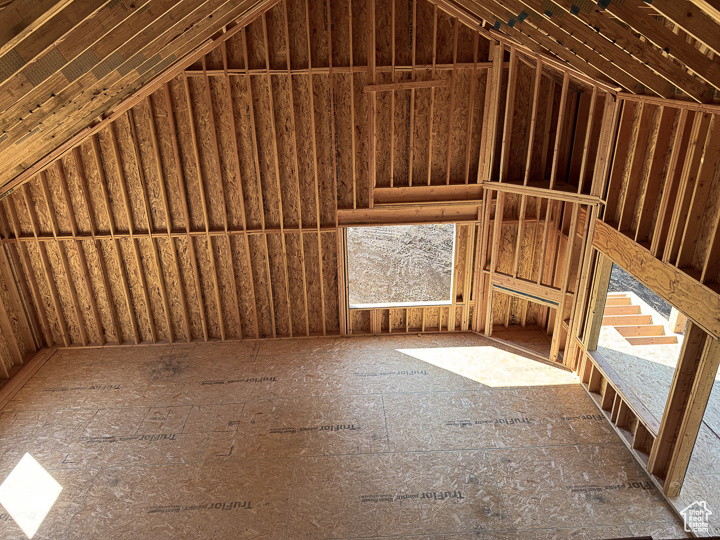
[491,273,563,307]
[483,182,602,205]
[364,80,447,92]
[373,184,484,205]
[337,205,481,226]
[4,227,338,243]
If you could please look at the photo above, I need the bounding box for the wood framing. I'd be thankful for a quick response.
[582,253,612,352]
[2,0,720,504]
[648,323,720,494]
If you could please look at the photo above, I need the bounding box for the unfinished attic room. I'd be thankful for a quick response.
[4,0,720,539]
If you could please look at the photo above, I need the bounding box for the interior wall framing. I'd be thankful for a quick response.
[0,0,610,354]
[1,0,720,511]
[0,238,38,378]
[566,93,720,500]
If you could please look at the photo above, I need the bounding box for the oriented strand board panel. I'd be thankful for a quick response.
[0,0,628,357]
[1,0,517,347]
[0,334,686,538]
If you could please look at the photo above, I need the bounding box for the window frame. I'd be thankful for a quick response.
[345,223,458,310]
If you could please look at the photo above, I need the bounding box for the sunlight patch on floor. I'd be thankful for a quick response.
[396,346,579,387]
[0,453,62,539]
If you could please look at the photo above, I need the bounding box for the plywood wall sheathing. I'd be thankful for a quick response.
[0,206,38,378]
[0,0,610,351]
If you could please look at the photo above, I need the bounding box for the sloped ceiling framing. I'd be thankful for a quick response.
[0,0,613,351]
[0,0,279,193]
[2,0,720,199]
[443,0,720,102]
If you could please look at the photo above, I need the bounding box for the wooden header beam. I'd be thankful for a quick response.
[373,184,484,206]
[484,182,602,205]
[337,205,481,227]
[364,80,447,92]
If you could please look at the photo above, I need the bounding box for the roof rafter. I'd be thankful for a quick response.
[599,0,720,98]
[0,0,75,57]
[0,0,279,194]
[485,0,669,95]
[646,0,720,59]
[491,0,710,102]
[438,0,620,91]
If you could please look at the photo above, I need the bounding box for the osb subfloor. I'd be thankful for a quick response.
[598,292,720,536]
[0,333,687,539]
[488,327,552,360]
